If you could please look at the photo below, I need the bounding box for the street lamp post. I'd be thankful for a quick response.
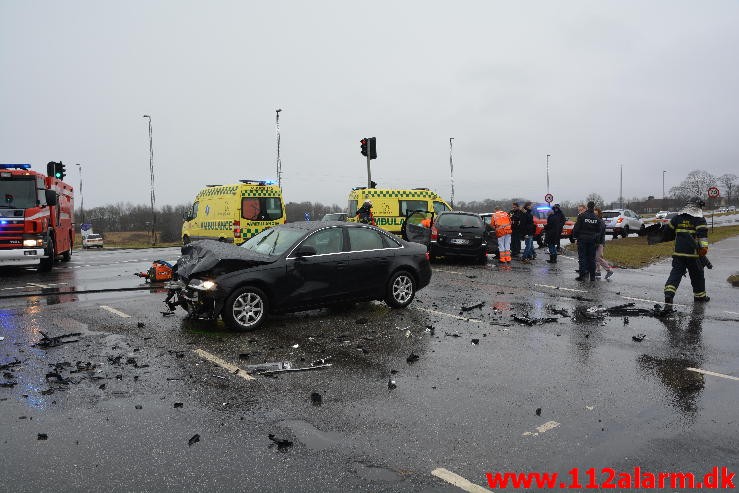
[143,115,156,245]
[662,170,667,208]
[75,163,84,224]
[275,109,282,188]
[449,137,454,207]
[546,154,551,195]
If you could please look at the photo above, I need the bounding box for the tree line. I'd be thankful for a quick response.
[76,170,737,238]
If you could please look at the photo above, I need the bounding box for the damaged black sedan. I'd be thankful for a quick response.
[167,222,432,330]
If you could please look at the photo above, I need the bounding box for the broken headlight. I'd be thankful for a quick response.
[188,279,216,291]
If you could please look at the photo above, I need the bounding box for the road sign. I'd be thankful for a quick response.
[707,187,720,199]
[544,193,554,204]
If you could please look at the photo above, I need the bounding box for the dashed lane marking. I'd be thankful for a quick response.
[431,468,491,493]
[432,268,467,275]
[522,420,561,436]
[193,349,255,381]
[687,368,739,382]
[534,283,588,293]
[414,306,485,324]
[26,282,50,289]
[99,305,131,318]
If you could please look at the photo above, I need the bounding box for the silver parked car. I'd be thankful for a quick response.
[601,209,645,238]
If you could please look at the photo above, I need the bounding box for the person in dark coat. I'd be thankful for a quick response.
[355,200,374,225]
[509,202,523,257]
[545,205,565,263]
[574,204,586,273]
[572,201,603,281]
[520,202,536,263]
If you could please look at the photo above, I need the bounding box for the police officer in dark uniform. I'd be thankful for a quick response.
[509,202,524,257]
[664,197,709,308]
[572,201,603,281]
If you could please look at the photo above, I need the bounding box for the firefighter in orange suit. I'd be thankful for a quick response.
[491,207,513,263]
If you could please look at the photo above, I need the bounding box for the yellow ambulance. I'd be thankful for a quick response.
[181,180,286,245]
[347,187,452,234]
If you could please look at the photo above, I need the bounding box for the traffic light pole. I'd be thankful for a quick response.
[366,150,372,189]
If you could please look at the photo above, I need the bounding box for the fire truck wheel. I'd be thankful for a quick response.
[62,248,72,262]
[38,240,55,272]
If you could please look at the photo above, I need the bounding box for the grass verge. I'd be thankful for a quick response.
[567,225,739,269]
[74,231,180,250]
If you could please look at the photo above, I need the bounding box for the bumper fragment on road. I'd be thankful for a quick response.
[193,349,255,381]
[431,467,491,492]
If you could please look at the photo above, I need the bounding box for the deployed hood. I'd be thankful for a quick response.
[175,240,276,281]
[678,204,704,218]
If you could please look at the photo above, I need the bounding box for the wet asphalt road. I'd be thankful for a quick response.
[1,241,738,492]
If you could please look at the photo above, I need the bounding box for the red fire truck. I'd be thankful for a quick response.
[0,163,75,271]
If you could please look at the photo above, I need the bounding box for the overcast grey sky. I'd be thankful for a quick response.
[2,1,738,209]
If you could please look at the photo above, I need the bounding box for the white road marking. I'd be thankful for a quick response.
[26,282,50,289]
[414,306,485,324]
[431,468,491,493]
[534,283,588,293]
[433,268,467,276]
[522,420,560,436]
[99,305,131,318]
[724,311,739,316]
[193,349,255,381]
[620,295,687,307]
[687,367,739,382]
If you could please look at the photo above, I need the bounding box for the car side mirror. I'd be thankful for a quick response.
[294,245,317,258]
[183,212,193,221]
[45,189,58,206]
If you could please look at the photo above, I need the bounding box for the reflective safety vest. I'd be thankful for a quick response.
[668,213,708,258]
[492,211,512,237]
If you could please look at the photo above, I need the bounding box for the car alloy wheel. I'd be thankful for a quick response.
[386,270,416,308]
[223,286,268,330]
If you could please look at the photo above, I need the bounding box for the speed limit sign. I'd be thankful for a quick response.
[708,186,720,199]
[544,193,554,204]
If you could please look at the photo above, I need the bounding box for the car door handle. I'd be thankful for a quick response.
[335,261,348,270]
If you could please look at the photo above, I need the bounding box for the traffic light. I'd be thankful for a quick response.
[47,162,56,177]
[55,161,66,179]
[368,137,377,160]
[360,138,368,157]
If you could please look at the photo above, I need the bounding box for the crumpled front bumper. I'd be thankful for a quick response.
[164,280,223,320]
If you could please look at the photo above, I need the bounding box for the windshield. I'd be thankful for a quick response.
[240,227,304,256]
[436,214,483,228]
[602,211,620,219]
[0,177,37,209]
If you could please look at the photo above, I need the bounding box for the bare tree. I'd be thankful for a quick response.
[669,170,717,200]
[717,173,738,205]
[585,192,604,208]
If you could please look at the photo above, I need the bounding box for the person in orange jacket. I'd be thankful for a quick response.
[491,206,513,262]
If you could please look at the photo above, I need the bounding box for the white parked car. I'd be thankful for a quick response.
[82,233,104,249]
[601,209,646,238]
[729,206,737,212]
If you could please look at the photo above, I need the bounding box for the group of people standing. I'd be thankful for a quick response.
[489,200,614,281]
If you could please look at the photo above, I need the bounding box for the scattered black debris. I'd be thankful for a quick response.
[606,303,660,317]
[390,369,398,374]
[547,306,570,317]
[99,384,106,390]
[387,379,397,390]
[460,301,485,312]
[355,318,368,324]
[44,372,69,385]
[126,357,137,365]
[311,357,331,367]
[585,333,590,339]
[188,434,200,447]
[268,434,292,451]
[444,332,461,338]
[0,381,17,388]
[471,339,480,345]
[623,316,630,325]
[115,374,123,380]
[536,408,542,416]
[37,433,48,441]
[406,353,420,364]
[135,405,143,410]
[310,392,322,406]
[632,334,647,342]
[238,353,250,361]
[137,322,146,328]
[40,388,54,395]
[0,359,21,371]
[466,275,477,279]
[35,331,81,349]
[512,315,559,326]
[174,402,184,408]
